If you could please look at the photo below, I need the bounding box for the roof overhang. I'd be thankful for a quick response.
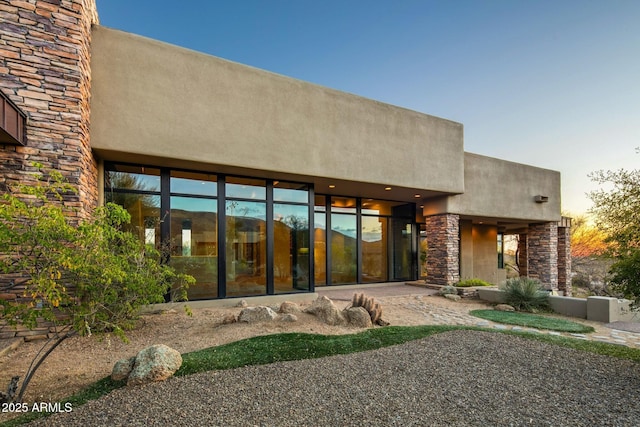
[0,90,26,146]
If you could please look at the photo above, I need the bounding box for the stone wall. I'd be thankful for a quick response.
[557,225,571,296]
[0,0,99,219]
[517,233,528,277]
[425,214,460,285]
[527,222,558,289]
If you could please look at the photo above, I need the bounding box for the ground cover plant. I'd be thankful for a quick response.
[470,310,595,333]
[2,325,639,427]
[456,278,493,287]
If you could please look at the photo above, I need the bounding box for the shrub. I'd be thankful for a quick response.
[456,278,493,288]
[501,277,549,312]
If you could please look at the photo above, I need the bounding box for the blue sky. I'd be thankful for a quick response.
[95,0,639,215]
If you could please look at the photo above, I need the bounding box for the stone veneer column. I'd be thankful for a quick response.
[557,225,572,296]
[425,214,460,285]
[517,233,528,277]
[0,0,99,219]
[527,222,558,290]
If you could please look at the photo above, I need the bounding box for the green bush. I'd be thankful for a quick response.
[501,277,549,312]
[456,278,493,287]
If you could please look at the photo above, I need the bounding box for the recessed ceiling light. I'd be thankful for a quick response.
[329,184,336,189]
[414,194,421,198]
[384,187,392,191]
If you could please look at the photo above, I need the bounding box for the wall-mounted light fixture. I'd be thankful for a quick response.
[534,195,549,203]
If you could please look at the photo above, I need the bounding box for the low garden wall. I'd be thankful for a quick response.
[477,288,639,323]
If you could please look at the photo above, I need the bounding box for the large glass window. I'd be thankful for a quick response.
[314,196,327,286]
[361,216,388,282]
[225,200,267,297]
[274,203,310,293]
[331,213,357,284]
[169,172,218,300]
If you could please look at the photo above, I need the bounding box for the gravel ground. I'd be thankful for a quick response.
[28,330,640,427]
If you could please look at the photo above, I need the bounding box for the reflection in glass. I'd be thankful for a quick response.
[170,197,218,300]
[171,171,217,196]
[226,200,266,296]
[105,167,160,192]
[331,213,357,284]
[273,182,309,203]
[331,196,356,213]
[106,193,160,245]
[226,177,266,200]
[274,204,310,293]
[392,219,413,280]
[362,216,388,282]
[314,211,327,287]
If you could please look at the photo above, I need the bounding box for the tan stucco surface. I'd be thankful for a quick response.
[89,26,464,195]
[424,153,561,222]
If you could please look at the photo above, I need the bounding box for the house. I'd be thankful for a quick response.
[0,0,571,301]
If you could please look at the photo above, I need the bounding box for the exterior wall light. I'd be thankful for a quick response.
[534,195,549,203]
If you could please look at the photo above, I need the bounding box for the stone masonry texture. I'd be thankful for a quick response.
[527,222,558,289]
[0,0,99,219]
[425,214,460,285]
[557,226,572,296]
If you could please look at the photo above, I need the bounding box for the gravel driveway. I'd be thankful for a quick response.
[28,330,640,427]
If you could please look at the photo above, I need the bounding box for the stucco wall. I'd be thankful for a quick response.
[460,222,501,284]
[89,26,464,194]
[424,153,561,222]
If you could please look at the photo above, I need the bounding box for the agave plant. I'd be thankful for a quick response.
[502,277,550,312]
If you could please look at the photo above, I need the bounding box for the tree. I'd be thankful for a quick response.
[0,168,193,402]
[588,149,640,306]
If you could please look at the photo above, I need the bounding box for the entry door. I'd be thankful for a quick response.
[391,219,415,281]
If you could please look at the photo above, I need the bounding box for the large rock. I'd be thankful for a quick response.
[345,306,373,328]
[239,306,278,323]
[278,301,301,314]
[495,304,516,312]
[111,356,135,381]
[444,293,461,302]
[303,296,346,326]
[126,344,182,386]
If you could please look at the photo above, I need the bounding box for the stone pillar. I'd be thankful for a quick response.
[557,225,572,296]
[517,233,528,277]
[425,214,459,285]
[527,222,558,290]
[0,0,99,219]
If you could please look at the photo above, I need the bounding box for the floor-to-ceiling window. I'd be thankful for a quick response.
[273,182,311,293]
[105,163,417,299]
[330,197,357,284]
[225,177,267,297]
[169,171,218,300]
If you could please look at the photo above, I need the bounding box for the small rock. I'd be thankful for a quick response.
[345,306,373,328]
[278,313,298,322]
[278,301,301,314]
[495,304,515,312]
[236,299,248,308]
[111,356,135,381]
[222,313,237,324]
[238,306,278,323]
[303,296,347,326]
[127,344,182,386]
[444,294,461,302]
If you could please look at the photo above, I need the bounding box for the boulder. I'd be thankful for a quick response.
[127,344,182,386]
[278,301,301,314]
[238,306,278,323]
[222,313,238,324]
[495,304,516,312]
[111,356,135,381]
[303,296,347,326]
[278,313,298,322]
[345,306,373,328]
[444,293,462,302]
